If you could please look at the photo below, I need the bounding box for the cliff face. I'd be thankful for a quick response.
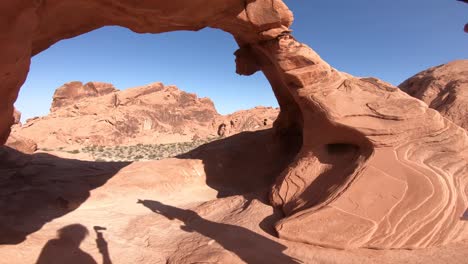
[50,81,118,111]
[12,82,278,148]
[399,60,468,130]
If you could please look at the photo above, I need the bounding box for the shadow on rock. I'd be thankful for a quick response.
[178,129,301,198]
[0,147,130,245]
[138,199,301,264]
[35,224,112,264]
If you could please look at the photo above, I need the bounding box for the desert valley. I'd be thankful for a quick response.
[0,1,467,264]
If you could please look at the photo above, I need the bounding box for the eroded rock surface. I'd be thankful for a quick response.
[4,134,37,154]
[242,34,468,250]
[51,81,118,111]
[399,60,468,130]
[0,0,293,145]
[12,82,277,149]
[3,109,37,154]
[0,0,467,261]
[215,106,278,138]
[13,109,21,125]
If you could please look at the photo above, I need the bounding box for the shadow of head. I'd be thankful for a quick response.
[56,224,89,246]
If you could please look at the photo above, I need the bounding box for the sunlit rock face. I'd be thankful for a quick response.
[15,82,221,148]
[399,60,468,130]
[238,34,468,249]
[11,81,278,149]
[0,0,293,145]
[0,0,466,251]
[50,81,118,111]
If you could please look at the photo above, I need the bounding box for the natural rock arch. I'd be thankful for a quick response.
[1,0,467,250]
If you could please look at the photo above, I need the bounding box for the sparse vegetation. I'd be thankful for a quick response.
[76,137,219,162]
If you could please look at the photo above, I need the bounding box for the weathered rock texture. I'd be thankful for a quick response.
[399,60,468,130]
[238,34,468,250]
[2,139,467,264]
[0,0,467,257]
[4,109,37,154]
[13,109,21,125]
[51,81,117,111]
[12,81,277,148]
[4,134,37,154]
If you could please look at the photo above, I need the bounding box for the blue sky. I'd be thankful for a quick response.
[16,0,467,121]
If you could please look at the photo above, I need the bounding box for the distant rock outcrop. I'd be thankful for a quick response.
[399,60,468,129]
[215,106,278,138]
[13,109,21,125]
[12,82,278,149]
[51,81,118,111]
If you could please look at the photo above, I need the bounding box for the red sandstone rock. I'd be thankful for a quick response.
[51,81,117,111]
[0,1,467,263]
[235,33,468,250]
[5,109,36,153]
[215,106,278,137]
[0,0,293,145]
[13,109,21,125]
[399,60,468,130]
[11,82,278,149]
[4,134,37,154]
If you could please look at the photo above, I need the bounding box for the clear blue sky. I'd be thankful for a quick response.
[16,0,467,121]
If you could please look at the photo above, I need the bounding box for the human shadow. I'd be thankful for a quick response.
[0,146,130,245]
[138,199,302,264]
[94,226,113,264]
[0,129,300,246]
[35,224,112,264]
[178,128,301,198]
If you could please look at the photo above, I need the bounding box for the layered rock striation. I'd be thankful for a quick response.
[0,0,466,252]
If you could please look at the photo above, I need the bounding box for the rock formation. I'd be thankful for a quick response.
[3,108,37,154]
[238,33,467,250]
[215,106,278,138]
[11,82,277,149]
[399,60,468,130]
[16,82,219,148]
[13,109,21,125]
[0,0,467,260]
[4,134,37,154]
[50,81,117,111]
